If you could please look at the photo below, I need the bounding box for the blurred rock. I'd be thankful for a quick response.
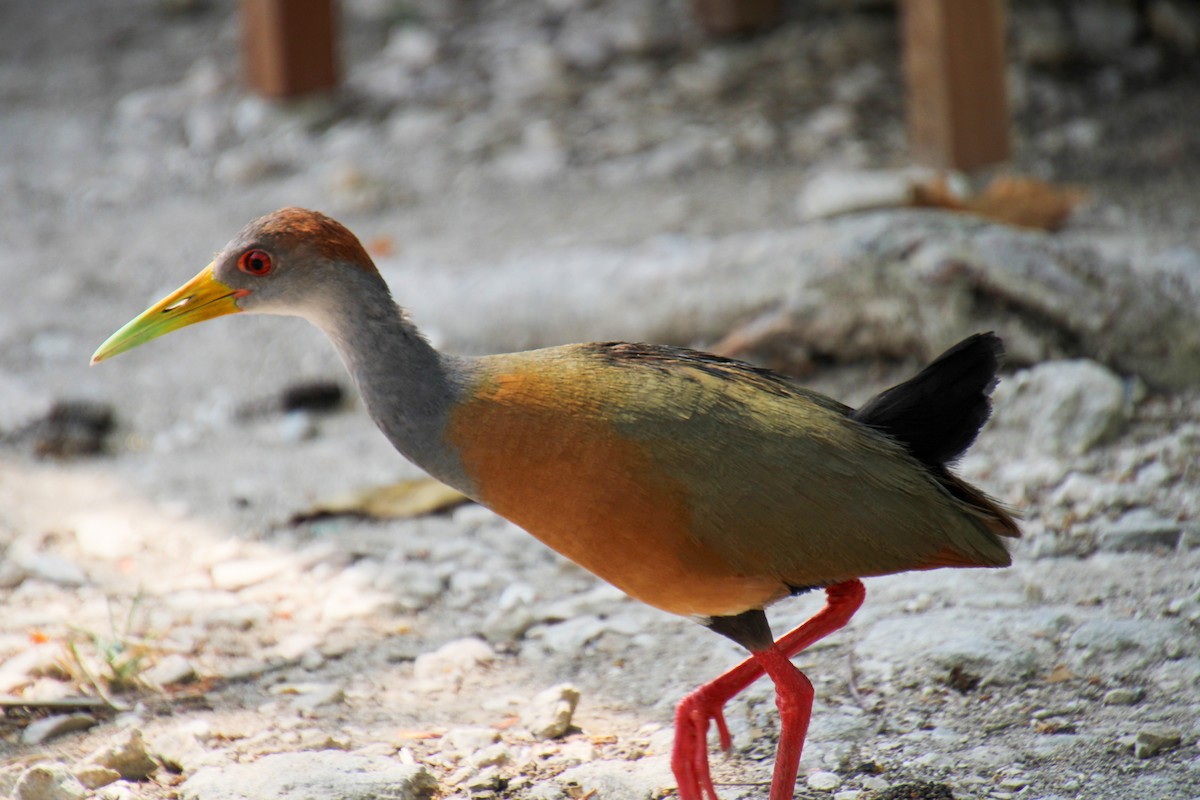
[181,752,437,800]
[13,763,88,800]
[144,654,197,688]
[72,765,120,791]
[807,770,842,791]
[84,728,158,781]
[413,637,494,685]
[796,170,918,220]
[1130,725,1182,758]
[22,713,97,745]
[1096,509,1182,553]
[992,361,1130,456]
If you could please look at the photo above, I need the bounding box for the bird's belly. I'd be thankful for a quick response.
[446,390,784,617]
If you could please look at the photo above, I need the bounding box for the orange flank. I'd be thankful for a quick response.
[447,367,783,618]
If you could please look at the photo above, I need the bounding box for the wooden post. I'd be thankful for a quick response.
[691,0,783,37]
[902,0,1010,170]
[241,0,339,99]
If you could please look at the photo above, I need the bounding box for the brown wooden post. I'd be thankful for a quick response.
[902,0,1010,170]
[241,0,339,99]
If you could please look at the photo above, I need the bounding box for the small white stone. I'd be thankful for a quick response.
[521,684,581,739]
[143,654,196,688]
[806,770,842,792]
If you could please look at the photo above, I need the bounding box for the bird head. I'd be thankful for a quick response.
[91,208,378,364]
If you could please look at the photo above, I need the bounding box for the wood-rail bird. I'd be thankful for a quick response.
[92,208,1020,800]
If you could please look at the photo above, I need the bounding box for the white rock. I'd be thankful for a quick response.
[72,765,120,791]
[991,360,1130,456]
[14,763,88,800]
[385,27,441,70]
[807,770,842,791]
[84,728,157,781]
[1068,618,1190,675]
[521,683,581,739]
[413,638,494,684]
[209,556,292,591]
[17,552,88,587]
[21,713,96,745]
[796,170,917,220]
[144,654,196,687]
[70,512,139,559]
[180,752,437,800]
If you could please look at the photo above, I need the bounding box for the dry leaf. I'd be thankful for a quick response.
[914,174,1088,231]
[1045,663,1075,683]
[290,478,470,524]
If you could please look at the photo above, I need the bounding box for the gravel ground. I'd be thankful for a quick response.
[1,1,1199,799]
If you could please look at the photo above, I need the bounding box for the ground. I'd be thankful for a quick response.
[1,1,1198,799]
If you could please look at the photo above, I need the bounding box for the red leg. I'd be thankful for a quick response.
[671,580,865,800]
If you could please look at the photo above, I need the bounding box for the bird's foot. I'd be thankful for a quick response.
[671,683,734,800]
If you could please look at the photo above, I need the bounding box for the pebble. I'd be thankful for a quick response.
[16,552,89,587]
[13,763,88,800]
[72,765,120,791]
[83,728,158,781]
[521,683,581,739]
[991,361,1129,456]
[1102,687,1144,706]
[440,727,501,755]
[796,169,918,220]
[807,770,842,791]
[21,713,97,745]
[1131,725,1182,759]
[180,752,437,800]
[143,653,196,687]
[833,791,861,800]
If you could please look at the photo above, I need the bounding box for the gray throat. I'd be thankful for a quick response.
[304,273,473,493]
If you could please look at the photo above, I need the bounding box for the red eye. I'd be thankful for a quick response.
[238,249,273,276]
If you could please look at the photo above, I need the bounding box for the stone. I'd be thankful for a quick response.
[1096,509,1183,553]
[796,170,918,220]
[854,607,1062,685]
[413,638,494,685]
[1068,618,1189,675]
[180,752,437,800]
[13,763,88,800]
[1103,687,1144,706]
[1132,726,1183,758]
[72,765,120,791]
[556,756,674,800]
[148,727,213,773]
[144,653,196,687]
[210,556,293,591]
[991,361,1129,456]
[807,770,842,791]
[16,552,88,587]
[442,726,500,754]
[84,728,158,781]
[21,713,97,745]
[521,683,581,739]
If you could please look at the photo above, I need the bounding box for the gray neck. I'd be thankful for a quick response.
[302,272,473,493]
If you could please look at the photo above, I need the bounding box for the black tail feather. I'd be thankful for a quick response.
[852,333,1004,468]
